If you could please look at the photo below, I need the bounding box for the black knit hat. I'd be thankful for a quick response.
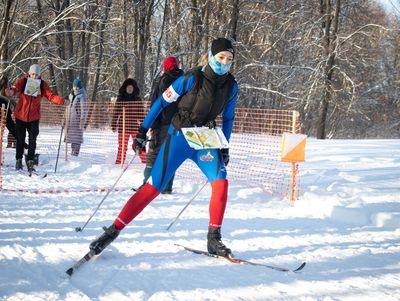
[211,38,234,57]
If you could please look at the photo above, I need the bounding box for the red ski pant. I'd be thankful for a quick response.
[113,125,229,230]
[114,179,228,231]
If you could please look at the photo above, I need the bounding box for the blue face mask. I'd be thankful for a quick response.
[208,51,232,75]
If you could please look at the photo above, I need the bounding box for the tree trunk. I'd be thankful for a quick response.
[151,0,169,82]
[36,0,59,92]
[122,0,129,79]
[133,0,155,90]
[88,0,112,128]
[63,0,75,88]
[0,0,14,91]
[91,0,112,103]
[189,0,202,67]
[317,0,340,139]
[229,0,239,41]
[80,4,96,85]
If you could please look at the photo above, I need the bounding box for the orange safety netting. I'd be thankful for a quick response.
[0,101,302,201]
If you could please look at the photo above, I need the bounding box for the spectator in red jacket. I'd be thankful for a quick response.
[7,64,65,172]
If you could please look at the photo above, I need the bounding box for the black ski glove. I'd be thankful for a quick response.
[221,148,229,166]
[133,126,148,153]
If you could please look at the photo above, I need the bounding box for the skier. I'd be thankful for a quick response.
[6,64,64,172]
[143,56,184,194]
[90,37,238,257]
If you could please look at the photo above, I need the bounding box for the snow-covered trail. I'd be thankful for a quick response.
[1,139,400,300]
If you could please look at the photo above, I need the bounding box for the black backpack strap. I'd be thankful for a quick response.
[22,77,27,91]
[40,80,44,94]
[182,67,203,94]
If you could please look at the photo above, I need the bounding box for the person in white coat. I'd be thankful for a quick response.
[65,79,88,156]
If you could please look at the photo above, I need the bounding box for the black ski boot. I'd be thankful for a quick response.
[15,159,23,170]
[33,154,40,165]
[207,228,232,257]
[89,224,120,255]
[27,160,35,174]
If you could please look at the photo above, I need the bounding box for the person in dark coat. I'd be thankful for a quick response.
[111,78,144,165]
[65,79,88,156]
[143,56,184,194]
[90,38,238,258]
[0,95,17,148]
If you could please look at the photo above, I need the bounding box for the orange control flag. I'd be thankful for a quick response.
[281,133,307,162]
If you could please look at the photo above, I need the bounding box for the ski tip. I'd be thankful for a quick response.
[42,173,48,178]
[65,268,74,276]
[293,262,306,272]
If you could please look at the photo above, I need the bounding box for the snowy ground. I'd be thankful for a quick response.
[0,138,399,301]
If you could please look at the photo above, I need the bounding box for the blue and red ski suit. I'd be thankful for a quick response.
[114,65,238,230]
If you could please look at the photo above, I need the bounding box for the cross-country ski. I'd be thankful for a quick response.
[65,250,96,277]
[175,244,306,273]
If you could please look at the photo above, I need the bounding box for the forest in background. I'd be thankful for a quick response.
[0,0,399,139]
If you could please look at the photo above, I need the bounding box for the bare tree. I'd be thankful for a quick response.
[91,0,113,103]
[229,0,240,41]
[316,0,340,139]
[0,0,16,91]
[1,0,399,137]
[132,0,156,90]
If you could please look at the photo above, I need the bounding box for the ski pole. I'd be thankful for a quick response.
[54,125,64,173]
[75,153,137,232]
[166,180,208,231]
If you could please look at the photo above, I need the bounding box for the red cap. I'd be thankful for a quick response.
[162,56,178,72]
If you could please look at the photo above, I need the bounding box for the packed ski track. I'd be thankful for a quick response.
[0,138,400,300]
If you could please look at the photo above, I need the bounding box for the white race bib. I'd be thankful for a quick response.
[162,86,180,103]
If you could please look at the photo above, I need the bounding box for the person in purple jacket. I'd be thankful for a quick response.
[90,38,239,258]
